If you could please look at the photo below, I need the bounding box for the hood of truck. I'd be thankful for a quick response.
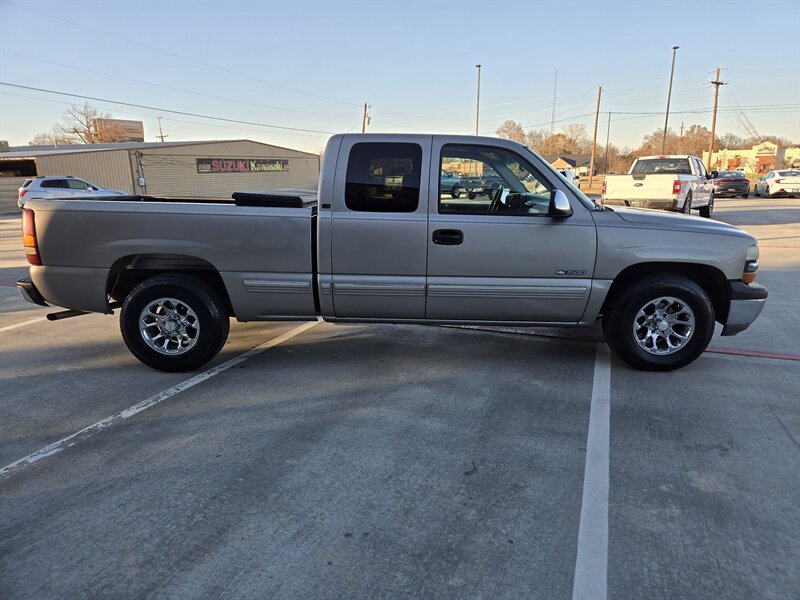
[608,206,753,239]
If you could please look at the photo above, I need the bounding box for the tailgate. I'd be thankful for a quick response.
[604,174,680,201]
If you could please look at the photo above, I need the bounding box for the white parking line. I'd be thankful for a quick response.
[572,343,612,600]
[0,320,319,479]
[0,317,46,333]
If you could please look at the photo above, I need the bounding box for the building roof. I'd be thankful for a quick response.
[544,154,591,168]
[0,139,319,159]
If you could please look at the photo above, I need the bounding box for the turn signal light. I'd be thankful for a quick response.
[22,208,41,265]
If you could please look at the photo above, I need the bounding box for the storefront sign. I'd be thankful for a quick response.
[196,158,289,174]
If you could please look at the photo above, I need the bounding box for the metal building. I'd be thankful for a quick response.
[0,139,320,210]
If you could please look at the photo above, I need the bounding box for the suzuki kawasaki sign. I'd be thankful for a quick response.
[196,158,289,174]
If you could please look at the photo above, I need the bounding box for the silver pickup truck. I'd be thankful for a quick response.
[17,134,767,372]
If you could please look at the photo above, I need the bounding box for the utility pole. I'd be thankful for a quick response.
[707,67,726,171]
[678,121,684,153]
[157,116,168,143]
[550,69,558,134]
[475,64,482,135]
[588,85,602,189]
[661,45,679,154]
[604,111,612,177]
[361,103,370,133]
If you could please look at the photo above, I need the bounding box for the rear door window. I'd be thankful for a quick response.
[345,142,422,213]
[40,179,69,188]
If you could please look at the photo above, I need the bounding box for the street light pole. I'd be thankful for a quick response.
[475,64,482,136]
[661,45,679,154]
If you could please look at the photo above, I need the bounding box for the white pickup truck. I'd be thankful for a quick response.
[603,155,715,217]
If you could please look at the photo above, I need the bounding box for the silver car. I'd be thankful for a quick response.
[18,176,126,207]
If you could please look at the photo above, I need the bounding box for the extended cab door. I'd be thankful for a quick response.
[691,157,712,204]
[328,136,431,319]
[426,138,597,323]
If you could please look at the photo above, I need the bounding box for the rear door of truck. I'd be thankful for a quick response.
[328,135,431,319]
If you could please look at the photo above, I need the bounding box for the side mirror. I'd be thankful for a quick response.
[549,189,573,218]
[709,171,718,179]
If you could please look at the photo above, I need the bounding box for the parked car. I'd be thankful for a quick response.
[18,133,766,373]
[711,170,750,198]
[753,170,800,198]
[559,168,581,189]
[465,169,504,199]
[440,170,463,198]
[18,176,126,207]
[602,155,714,217]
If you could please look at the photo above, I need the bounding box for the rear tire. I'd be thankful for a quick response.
[699,193,714,218]
[602,274,715,371]
[120,274,229,372]
[682,193,692,214]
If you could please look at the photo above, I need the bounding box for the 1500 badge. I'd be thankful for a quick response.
[555,269,587,276]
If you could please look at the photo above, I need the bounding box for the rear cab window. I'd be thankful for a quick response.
[344,142,422,213]
[632,159,691,175]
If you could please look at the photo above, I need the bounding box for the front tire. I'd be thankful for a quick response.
[120,274,230,372]
[602,274,715,371]
[451,186,461,199]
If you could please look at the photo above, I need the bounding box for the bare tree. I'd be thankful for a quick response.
[29,130,73,146]
[495,120,526,143]
[525,129,547,149]
[30,103,128,145]
[563,124,591,154]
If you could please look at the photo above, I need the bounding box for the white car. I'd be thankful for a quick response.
[753,169,800,198]
[18,176,126,207]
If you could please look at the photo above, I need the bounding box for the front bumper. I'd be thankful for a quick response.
[721,281,768,336]
[17,276,49,307]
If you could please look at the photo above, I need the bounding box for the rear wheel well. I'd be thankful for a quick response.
[601,262,729,324]
[106,254,233,316]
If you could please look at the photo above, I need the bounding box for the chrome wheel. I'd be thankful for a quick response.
[633,296,695,355]
[139,297,200,355]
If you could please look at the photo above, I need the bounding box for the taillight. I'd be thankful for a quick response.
[22,209,41,265]
[774,179,783,184]
[672,180,682,195]
[19,188,27,198]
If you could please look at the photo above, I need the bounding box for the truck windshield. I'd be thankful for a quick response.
[631,158,691,175]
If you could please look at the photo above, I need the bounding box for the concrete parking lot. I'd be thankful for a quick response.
[1,198,798,599]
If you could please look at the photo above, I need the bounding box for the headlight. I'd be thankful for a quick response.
[743,244,759,283]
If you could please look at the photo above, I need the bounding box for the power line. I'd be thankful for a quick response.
[0,82,336,134]
[7,1,357,107]
[0,51,356,118]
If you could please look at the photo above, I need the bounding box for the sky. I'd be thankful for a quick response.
[1,0,798,154]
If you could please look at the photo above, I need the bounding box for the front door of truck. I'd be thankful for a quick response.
[329,136,431,319]
[426,139,597,323]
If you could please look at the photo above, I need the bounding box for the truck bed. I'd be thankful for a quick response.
[25,192,320,321]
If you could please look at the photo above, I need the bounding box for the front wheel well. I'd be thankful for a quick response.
[106,254,233,316]
[601,262,730,324]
